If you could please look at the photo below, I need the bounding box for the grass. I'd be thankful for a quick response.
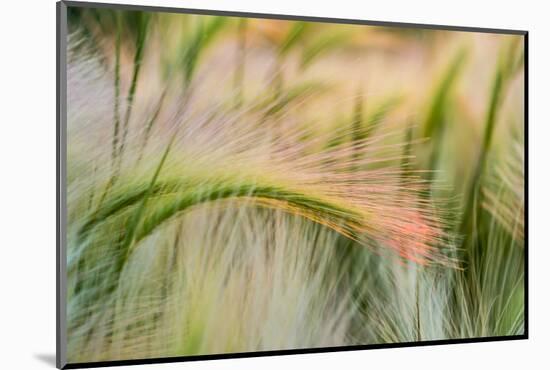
[65,8,525,364]
[459,38,524,258]
[117,12,150,170]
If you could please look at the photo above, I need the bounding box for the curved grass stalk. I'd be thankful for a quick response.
[71,145,449,296]
[78,180,363,247]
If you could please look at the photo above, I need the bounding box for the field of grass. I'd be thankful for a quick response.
[65,7,525,363]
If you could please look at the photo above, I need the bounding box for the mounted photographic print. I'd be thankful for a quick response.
[57,1,527,368]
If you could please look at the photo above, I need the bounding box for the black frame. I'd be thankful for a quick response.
[56,1,529,368]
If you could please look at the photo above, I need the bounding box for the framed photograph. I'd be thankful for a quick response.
[57,1,527,368]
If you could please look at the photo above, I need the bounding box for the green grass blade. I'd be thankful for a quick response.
[118,12,151,166]
[300,32,347,69]
[279,22,309,56]
[422,48,467,139]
